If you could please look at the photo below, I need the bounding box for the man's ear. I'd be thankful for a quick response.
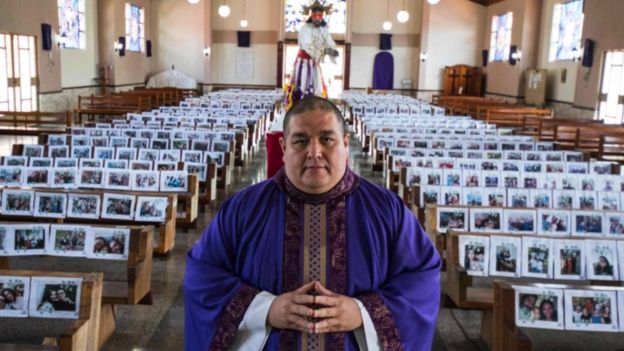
[343,132,350,148]
[279,137,286,153]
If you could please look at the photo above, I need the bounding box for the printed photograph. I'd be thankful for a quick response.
[212,141,230,153]
[131,138,149,149]
[572,212,604,236]
[537,210,570,235]
[151,139,169,150]
[101,194,136,220]
[33,193,67,218]
[489,236,521,277]
[105,170,131,190]
[458,235,489,276]
[463,189,483,206]
[554,240,584,280]
[523,232,553,274]
[139,149,159,162]
[598,192,620,211]
[13,225,48,256]
[79,158,102,168]
[87,227,130,260]
[94,147,114,160]
[160,150,180,162]
[78,168,104,188]
[185,163,207,182]
[2,190,35,216]
[172,139,189,150]
[575,191,597,210]
[24,167,50,187]
[160,171,188,192]
[0,167,23,186]
[484,189,505,207]
[23,145,43,158]
[586,240,619,281]
[530,190,552,208]
[441,187,461,206]
[606,212,624,236]
[553,190,574,209]
[3,156,27,167]
[67,194,100,219]
[130,160,152,171]
[516,287,564,330]
[116,148,137,161]
[51,168,77,188]
[50,225,89,257]
[182,150,203,164]
[71,146,91,159]
[565,290,619,332]
[0,275,30,317]
[104,159,128,169]
[135,196,168,222]
[29,157,52,168]
[29,277,81,319]
[504,209,536,233]
[508,190,529,208]
[436,207,468,233]
[421,186,440,207]
[470,209,502,232]
[0,225,9,255]
[48,135,67,146]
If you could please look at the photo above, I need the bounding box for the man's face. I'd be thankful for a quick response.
[280,109,349,194]
[311,10,324,23]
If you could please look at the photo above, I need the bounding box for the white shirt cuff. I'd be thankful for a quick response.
[353,298,382,351]
[230,291,276,351]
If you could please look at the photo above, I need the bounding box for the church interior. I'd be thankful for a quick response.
[1,0,624,349]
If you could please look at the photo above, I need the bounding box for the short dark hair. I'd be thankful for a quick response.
[283,96,345,138]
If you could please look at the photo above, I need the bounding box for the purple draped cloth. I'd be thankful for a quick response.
[184,168,441,350]
[373,52,394,90]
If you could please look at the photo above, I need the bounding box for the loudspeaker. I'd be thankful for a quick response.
[146,40,152,57]
[41,23,52,51]
[509,45,518,65]
[118,36,126,57]
[582,39,594,68]
[482,49,488,67]
[237,31,250,48]
[380,33,392,50]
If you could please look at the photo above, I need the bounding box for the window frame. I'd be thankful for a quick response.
[489,12,513,63]
[548,0,584,62]
[125,3,145,53]
[57,0,86,50]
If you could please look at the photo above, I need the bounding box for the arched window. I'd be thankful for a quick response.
[548,0,584,62]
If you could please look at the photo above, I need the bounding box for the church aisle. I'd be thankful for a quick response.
[101,132,484,351]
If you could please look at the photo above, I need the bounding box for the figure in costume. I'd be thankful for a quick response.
[284,1,339,110]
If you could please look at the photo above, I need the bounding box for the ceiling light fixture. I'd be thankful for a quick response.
[188,0,200,4]
[218,0,231,17]
[428,0,441,4]
[397,0,409,23]
[383,0,392,31]
[240,0,248,27]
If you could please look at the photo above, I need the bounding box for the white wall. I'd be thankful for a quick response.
[420,0,485,91]
[211,44,277,85]
[151,0,208,83]
[60,0,98,88]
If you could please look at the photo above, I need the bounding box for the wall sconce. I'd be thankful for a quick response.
[57,33,68,47]
[203,47,211,57]
[571,47,583,61]
[113,37,125,56]
[420,52,427,62]
[218,0,231,17]
[509,45,521,65]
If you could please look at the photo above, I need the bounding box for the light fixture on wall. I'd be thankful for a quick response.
[571,46,583,61]
[428,0,441,4]
[57,33,68,47]
[397,0,409,23]
[218,0,231,17]
[188,0,200,4]
[420,52,427,62]
[240,0,248,27]
[203,46,211,57]
[509,45,521,65]
[113,40,124,52]
[383,0,392,31]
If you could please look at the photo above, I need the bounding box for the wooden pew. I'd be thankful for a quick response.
[492,280,532,351]
[75,95,151,123]
[0,270,103,351]
[0,111,72,134]
[484,108,553,129]
[599,133,624,164]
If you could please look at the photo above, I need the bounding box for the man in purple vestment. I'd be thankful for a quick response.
[184,96,441,350]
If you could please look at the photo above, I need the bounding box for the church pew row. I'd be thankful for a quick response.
[599,134,624,164]
[483,108,553,130]
[0,187,178,256]
[75,95,152,124]
[492,280,624,351]
[0,224,154,348]
[0,111,72,135]
[0,270,103,351]
[435,96,511,117]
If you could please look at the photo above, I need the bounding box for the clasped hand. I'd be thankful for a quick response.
[267,281,363,334]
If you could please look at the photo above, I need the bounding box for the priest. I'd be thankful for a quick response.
[184,97,441,350]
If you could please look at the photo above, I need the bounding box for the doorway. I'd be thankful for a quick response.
[282,43,345,99]
[597,50,624,124]
[0,33,39,111]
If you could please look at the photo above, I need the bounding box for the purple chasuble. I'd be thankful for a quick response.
[184,168,441,351]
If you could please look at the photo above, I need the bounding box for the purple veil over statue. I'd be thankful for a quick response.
[184,169,441,350]
[373,51,394,90]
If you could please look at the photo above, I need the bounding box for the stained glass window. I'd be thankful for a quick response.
[284,0,346,34]
[125,3,144,52]
[489,12,513,62]
[549,0,584,62]
[57,0,86,49]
